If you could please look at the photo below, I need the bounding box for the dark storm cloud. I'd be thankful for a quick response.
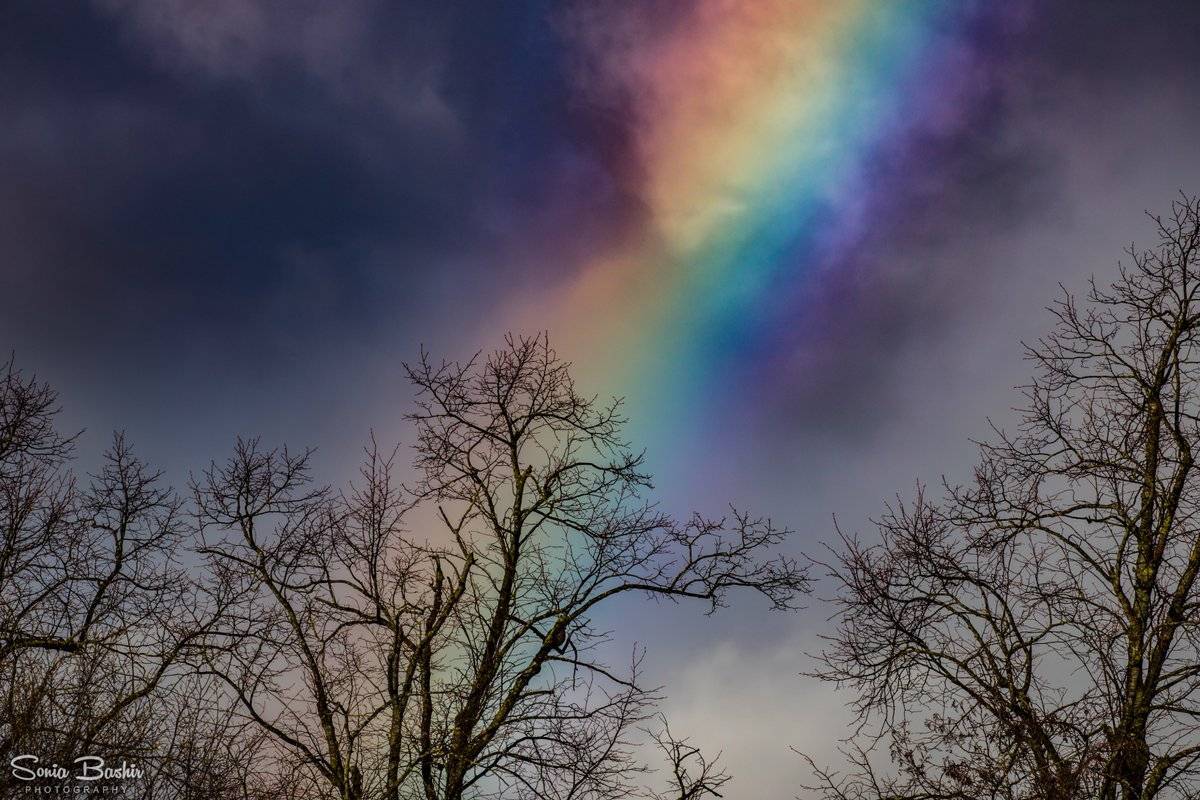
[0,1,643,468]
[3,0,1197,474]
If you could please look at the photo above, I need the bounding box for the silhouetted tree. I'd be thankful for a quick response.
[808,196,1200,800]
[195,334,805,800]
[648,716,729,800]
[0,358,252,798]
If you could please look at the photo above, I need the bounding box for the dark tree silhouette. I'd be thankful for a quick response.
[0,358,253,798]
[648,716,730,800]
[807,196,1200,800]
[193,334,806,800]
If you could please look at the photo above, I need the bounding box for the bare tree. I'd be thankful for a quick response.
[0,358,257,799]
[808,196,1200,800]
[648,716,730,800]
[195,334,806,800]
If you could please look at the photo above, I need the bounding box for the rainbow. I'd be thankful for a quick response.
[502,1,1021,457]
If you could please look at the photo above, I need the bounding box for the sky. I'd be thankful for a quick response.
[5,2,1200,797]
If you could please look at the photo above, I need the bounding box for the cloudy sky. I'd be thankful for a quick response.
[5,2,1200,796]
